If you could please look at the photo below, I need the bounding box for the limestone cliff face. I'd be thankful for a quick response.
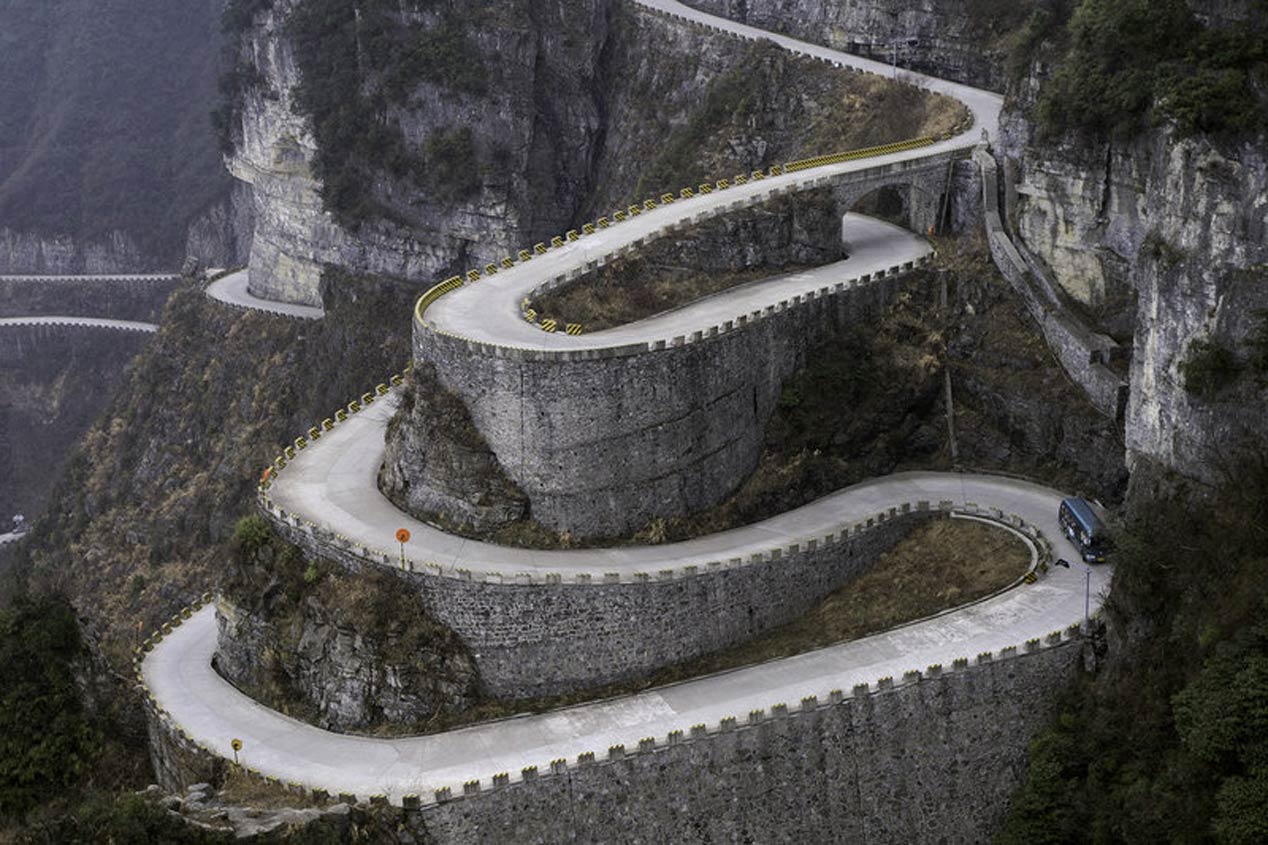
[184,181,256,271]
[223,1,944,308]
[0,229,150,275]
[225,0,615,306]
[1000,104,1268,485]
[683,0,1035,91]
[226,0,343,306]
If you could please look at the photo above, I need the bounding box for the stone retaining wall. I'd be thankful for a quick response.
[412,258,923,539]
[411,634,1084,844]
[264,497,1048,699]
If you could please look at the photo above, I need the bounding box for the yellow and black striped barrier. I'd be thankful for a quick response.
[414,275,465,321]
[783,137,936,174]
[534,243,549,255]
[524,308,538,323]
[566,323,583,336]
[541,319,558,333]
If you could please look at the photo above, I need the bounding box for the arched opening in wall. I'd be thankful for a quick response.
[852,185,910,228]
[848,183,945,237]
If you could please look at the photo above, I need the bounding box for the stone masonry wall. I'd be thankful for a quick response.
[266,501,949,699]
[392,149,960,541]
[411,637,1084,844]
[415,270,908,540]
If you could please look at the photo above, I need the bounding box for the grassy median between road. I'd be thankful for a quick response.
[408,516,1030,736]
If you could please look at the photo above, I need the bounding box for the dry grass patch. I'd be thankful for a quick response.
[532,262,818,333]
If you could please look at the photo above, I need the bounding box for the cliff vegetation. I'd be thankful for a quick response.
[1026,0,1268,139]
[998,457,1268,844]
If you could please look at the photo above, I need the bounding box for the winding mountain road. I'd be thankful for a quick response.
[0,273,177,283]
[207,270,325,320]
[0,316,158,333]
[141,0,1105,807]
[149,473,1108,802]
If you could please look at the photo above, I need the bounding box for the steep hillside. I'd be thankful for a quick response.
[0,0,240,271]
[684,0,1038,91]
[16,272,417,667]
[0,327,151,525]
[998,0,1268,490]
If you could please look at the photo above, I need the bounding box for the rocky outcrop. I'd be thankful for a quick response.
[223,1,963,307]
[378,366,528,536]
[215,542,479,732]
[682,0,1036,92]
[184,182,256,271]
[224,0,617,306]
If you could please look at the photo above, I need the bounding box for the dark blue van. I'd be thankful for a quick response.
[1058,497,1110,563]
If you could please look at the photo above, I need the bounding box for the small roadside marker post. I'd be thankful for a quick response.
[396,528,411,570]
[231,738,242,765]
[1055,558,1091,629]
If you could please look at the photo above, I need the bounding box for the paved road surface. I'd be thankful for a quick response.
[0,316,158,333]
[429,214,931,350]
[207,270,325,320]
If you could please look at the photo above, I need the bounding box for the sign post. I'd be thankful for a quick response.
[231,737,242,765]
[396,528,411,570]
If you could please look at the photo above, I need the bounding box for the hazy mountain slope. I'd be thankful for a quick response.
[0,0,233,270]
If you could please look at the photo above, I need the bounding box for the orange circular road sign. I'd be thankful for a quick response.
[396,528,411,544]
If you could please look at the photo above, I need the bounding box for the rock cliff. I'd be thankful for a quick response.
[683,0,1036,91]
[998,3,1268,486]
[214,519,478,733]
[222,0,964,306]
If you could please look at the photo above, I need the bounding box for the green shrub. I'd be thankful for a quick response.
[222,0,274,35]
[286,0,487,228]
[1248,310,1268,375]
[1032,0,1268,139]
[48,792,229,843]
[1179,338,1241,397]
[233,515,273,554]
[1142,231,1186,271]
[424,128,481,200]
[0,595,100,821]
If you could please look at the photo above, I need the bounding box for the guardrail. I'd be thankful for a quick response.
[414,134,949,334]
[139,595,1094,809]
